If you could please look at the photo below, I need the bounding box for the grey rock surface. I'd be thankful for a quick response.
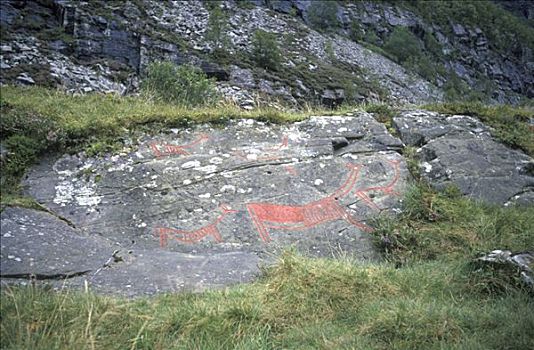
[2,115,410,295]
[393,110,534,204]
[478,250,534,289]
[0,207,111,278]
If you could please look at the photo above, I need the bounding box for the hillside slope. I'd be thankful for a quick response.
[0,0,532,107]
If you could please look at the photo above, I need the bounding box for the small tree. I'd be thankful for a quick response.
[308,0,339,32]
[324,40,335,61]
[383,27,422,63]
[205,3,229,50]
[141,61,219,106]
[251,29,282,71]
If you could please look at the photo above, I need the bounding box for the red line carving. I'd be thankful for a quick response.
[284,165,298,176]
[154,205,237,247]
[150,133,209,158]
[354,160,401,211]
[246,163,373,242]
[233,135,290,162]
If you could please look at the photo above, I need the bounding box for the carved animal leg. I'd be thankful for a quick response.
[247,209,271,243]
[156,228,168,247]
[211,227,223,243]
[342,211,374,233]
[355,191,382,211]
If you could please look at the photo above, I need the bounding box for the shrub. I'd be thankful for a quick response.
[205,2,229,50]
[308,0,339,32]
[140,61,218,106]
[423,31,443,58]
[350,22,364,42]
[383,27,422,63]
[364,30,380,45]
[324,40,335,61]
[251,29,282,71]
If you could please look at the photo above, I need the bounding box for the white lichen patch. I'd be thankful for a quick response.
[182,160,201,169]
[195,165,218,174]
[162,166,181,174]
[75,186,103,207]
[53,179,102,208]
[421,162,433,173]
[209,157,224,164]
[144,181,158,189]
[220,185,236,193]
[107,161,133,173]
[310,116,353,128]
[314,179,324,186]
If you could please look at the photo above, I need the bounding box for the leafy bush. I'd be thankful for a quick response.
[251,29,282,71]
[349,22,364,42]
[364,30,380,45]
[423,31,443,58]
[383,27,422,63]
[308,0,339,32]
[140,61,219,106]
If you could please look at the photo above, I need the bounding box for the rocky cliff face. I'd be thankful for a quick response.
[0,0,532,106]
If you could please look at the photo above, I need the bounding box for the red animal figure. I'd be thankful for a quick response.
[354,160,401,211]
[155,204,237,247]
[233,135,289,162]
[246,163,373,243]
[150,133,209,158]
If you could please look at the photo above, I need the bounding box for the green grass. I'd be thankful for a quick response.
[373,185,534,267]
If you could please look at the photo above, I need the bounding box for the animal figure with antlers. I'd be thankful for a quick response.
[246,160,400,242]
[154,204,237,247]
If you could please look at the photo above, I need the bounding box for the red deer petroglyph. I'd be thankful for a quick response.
[155,205,237,247]
[246,163,374,242]
[246,160,402,242]
[150,133,209,158]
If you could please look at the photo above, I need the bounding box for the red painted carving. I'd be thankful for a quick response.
[155,205,237,247]
[246,163,374,242]
[284,165,298,176]
[150,133,209,158]
[354,160,401,211]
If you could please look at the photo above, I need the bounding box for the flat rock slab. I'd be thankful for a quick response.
[2,113,410,296]
[393,110,534,205]
[0,207,111,278]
